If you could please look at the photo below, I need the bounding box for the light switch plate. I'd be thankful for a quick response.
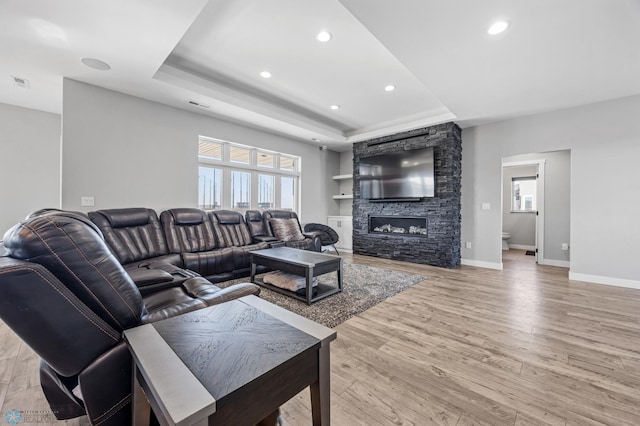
[81,196,95,207]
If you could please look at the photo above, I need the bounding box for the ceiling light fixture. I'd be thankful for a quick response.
[81,57,111,71]
[487,21,509,35]
[384,85,396,92]
[330,105,340,110]
[317,31,332,42]
[260,70,272,79]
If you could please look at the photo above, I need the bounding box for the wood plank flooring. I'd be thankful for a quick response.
[281,251,640,426]
[2,250,640,425]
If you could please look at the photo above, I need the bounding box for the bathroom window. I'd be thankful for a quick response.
[512,176,537,212]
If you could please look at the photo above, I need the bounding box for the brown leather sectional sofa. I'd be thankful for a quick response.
[0,207,320,425]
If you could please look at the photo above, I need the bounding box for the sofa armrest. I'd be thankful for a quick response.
[183,280,260,306]
[303,230,322,239]
[253,235,279,243]
[126,268,174,288]
[302,231,322,252]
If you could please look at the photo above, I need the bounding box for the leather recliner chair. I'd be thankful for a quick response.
[259,210,322,252]
[160,208,237,283]
[209,210,270,276]
[0,210,259,425]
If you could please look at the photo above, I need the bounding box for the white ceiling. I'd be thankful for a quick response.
[2,0,639,151]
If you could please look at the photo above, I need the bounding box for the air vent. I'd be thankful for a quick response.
[188,100,210,109]
[11,76,30,89]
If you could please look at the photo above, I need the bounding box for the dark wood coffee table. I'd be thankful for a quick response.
[250,247,343,305]
[124,295,336,426]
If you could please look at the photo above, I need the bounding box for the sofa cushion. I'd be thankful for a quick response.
[181,247,235,277]
[210,211,253,247]
[88,208,170,266]
[161,208,222,253]
[269,218,305,242]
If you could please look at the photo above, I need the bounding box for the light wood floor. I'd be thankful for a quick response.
[2,250,640,425]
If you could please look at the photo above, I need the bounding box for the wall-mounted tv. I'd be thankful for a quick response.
[359,147,435,200]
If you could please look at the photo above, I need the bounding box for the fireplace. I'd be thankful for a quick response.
[368,215,427,237]
[353,122,461,268]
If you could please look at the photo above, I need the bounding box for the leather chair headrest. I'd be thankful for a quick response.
[265,210,297,220]
[170,208,206,225]
[97,208,151,228]
[245,210,263,222]
[211,210,242,225]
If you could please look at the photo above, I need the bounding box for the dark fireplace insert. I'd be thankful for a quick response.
[368,215,427,237]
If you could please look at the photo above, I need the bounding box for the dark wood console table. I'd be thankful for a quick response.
[124,296,336,426]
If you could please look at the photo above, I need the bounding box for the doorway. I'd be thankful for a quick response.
[502,160,544,263]
[501,150,571,268]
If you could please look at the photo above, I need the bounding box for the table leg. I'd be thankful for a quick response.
[310,344,330,426]
[250,260,256,283]
[337,258,343,292]
[132,365,151,426]
[306,266,313,305]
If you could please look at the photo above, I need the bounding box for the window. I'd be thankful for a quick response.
[512,176,536,212]
[198,167,222,209]
[230,145,251,164]
[198,140,222,160]
[198,137,300,212]
[258,174,274,208]
[257,151,275,168]
[231,171,251,209]
[279,156,296,171]
[281,177,295,211]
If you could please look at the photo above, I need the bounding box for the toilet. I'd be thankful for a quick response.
[502,232,511,250]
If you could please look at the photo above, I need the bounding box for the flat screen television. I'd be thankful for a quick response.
[359,147,435,200]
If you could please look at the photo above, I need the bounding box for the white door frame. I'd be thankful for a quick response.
[502,159,546,263]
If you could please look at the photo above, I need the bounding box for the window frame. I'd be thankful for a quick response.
[198,136,300,212]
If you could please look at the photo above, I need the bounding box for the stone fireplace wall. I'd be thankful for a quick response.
[352,122,462,268]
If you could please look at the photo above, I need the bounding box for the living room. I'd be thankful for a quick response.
[2,1,640,425]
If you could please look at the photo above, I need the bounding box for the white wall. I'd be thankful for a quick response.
[0,103,60,235]
[462,95,640,286]
[61,79,338,224]
[502,164,537,248]
[337,150,354,217]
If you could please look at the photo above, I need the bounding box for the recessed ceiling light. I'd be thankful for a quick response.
[384,85,396,92]
[330,105,340,110]
[260,70,272,79]
[487,21,509,35]
[81,57,111,71]
[317,31,332,42]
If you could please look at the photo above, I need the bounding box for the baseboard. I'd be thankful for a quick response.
[569,272,640,290]
[508,244,536,251]
[461,259,503,270]
[540,259,570,268]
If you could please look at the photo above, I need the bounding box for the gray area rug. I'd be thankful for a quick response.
[219,261,425,328]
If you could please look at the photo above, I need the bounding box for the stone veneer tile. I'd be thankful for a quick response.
[352,122,461,268]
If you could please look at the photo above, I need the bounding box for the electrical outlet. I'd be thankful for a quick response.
[481,203,491,210]
[81,196,95,207]
[561,243,569,251]
[465,242,472,249]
